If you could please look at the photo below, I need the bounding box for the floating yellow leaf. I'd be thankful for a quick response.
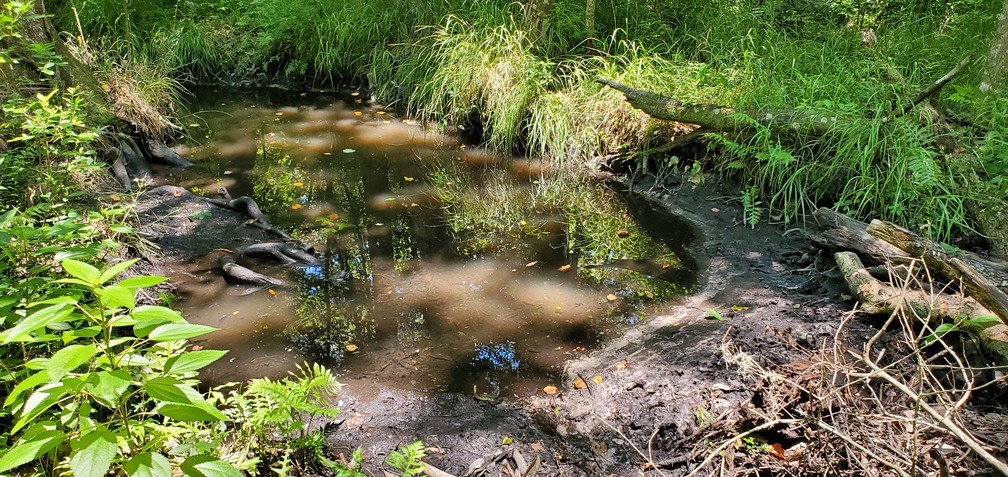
[232,310,240,315]
[268,289,276,296]
[354,98,362,104]
[291,203,302,210]
[501,436,513,445]
[592,375,603,384]
[554,306,562,311]
[644,290,655,299]
[557,264,572,272]
[606,294,618,302]
[383,120,391,124]
[345,344,358,352]
[275,112,283,116]
[376,110,386,115]
[223,170,233,175]
[404,176,414,181]
[573,378,586,389]
[354,111,362,116]
[351,91,360,96]
[109,194,121,202]
[543,385,558,395]
[293,181,304,187]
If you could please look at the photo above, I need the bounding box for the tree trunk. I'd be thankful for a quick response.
[981,0,1008,92]
[585,0,596,37]
[523,0,555,42]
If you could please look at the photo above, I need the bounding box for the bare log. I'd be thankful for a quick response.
[206,196,270,227]
[597,78,843,136]
[835,252,1008,360]
[220,255,284,287]
[139,134,193,168]
[237,241,318,265]
[867,220,1008,324]
[808,207,909,263]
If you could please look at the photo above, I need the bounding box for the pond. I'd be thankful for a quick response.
[162,87,698,398]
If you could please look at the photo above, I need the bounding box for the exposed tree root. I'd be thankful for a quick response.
[220,255,284,287]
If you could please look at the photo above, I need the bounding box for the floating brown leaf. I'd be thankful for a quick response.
[573,378,586,389]
[606,294,619,302]
[616,229,630,238]
[345,344,358,352]
[525,261,539,268]
[557,264,572,272]
[543,385,558,395]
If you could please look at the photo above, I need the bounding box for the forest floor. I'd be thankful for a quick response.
[135,165,883,476]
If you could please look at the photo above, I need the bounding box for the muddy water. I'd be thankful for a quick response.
[166,87,697,397]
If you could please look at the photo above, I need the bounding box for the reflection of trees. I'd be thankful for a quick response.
[428,162,689,301]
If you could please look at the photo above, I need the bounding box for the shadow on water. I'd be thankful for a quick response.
[169,87,700,396]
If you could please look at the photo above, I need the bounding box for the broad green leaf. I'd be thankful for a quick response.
[46,344,97,380]
[116,275,167,289]
[0,302,72,344]
[98,258,139,285]
[180,454,243,477]
[0,429,65,472]
[61,259,101,285]
[4,370,48,406]
[87,370,131,409]
[148,323,218,342]
[95,285,136,310]
[70,429,117,477]
[158,403,226,422]
[165,350,228,374]
[0,208,16,227]
[62,325,102,342]
[125,452,172,477]
[144,377,203,404]
[14,381,79,433]
[131,306,184,337]
[964,315,1002,327]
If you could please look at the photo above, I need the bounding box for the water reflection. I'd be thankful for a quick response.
[171,87,698,394]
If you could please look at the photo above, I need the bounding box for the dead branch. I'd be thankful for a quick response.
[206,196,270,227]
[900,56,973,115]
[237,241,318,265]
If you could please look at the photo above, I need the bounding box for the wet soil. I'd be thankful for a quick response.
[135,161,877,475]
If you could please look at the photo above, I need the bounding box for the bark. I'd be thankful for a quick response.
[598,78,844,136]
[139,134,193,168]
[981,0,1008,92]
[866,220,1008,324]
[220,255,284,287]
[205,196,271,227]
[237,242,318,265]
[523,0,555,41]
[835,251,1008,360]
[807,207,910,264]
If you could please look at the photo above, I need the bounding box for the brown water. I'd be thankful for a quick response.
[166,87,698,397]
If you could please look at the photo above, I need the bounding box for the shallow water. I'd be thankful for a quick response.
[166,87,698,397]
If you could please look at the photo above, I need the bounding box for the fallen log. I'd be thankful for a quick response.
[597,78,843,136]
[866,220,1008,325]
[220,255,284,287]
[835,251,1008,360]
[807,207,909,264]
[237,241,318,265]
[139,134,193,168]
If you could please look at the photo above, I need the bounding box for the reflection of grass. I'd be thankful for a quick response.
[429,163,686,298]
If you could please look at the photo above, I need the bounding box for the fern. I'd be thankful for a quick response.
[385,441,427,477]
[741,186,763,228]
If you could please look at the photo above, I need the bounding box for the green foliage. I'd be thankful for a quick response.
[0,210,235,475]
[385,441,426,477]
[221,362,342,474]
[1,88,102,209]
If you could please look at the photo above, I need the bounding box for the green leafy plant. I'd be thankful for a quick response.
[385,440,427,477]
[0,228,236,475]
[223,362,342,475]
[922,315,1002,346]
